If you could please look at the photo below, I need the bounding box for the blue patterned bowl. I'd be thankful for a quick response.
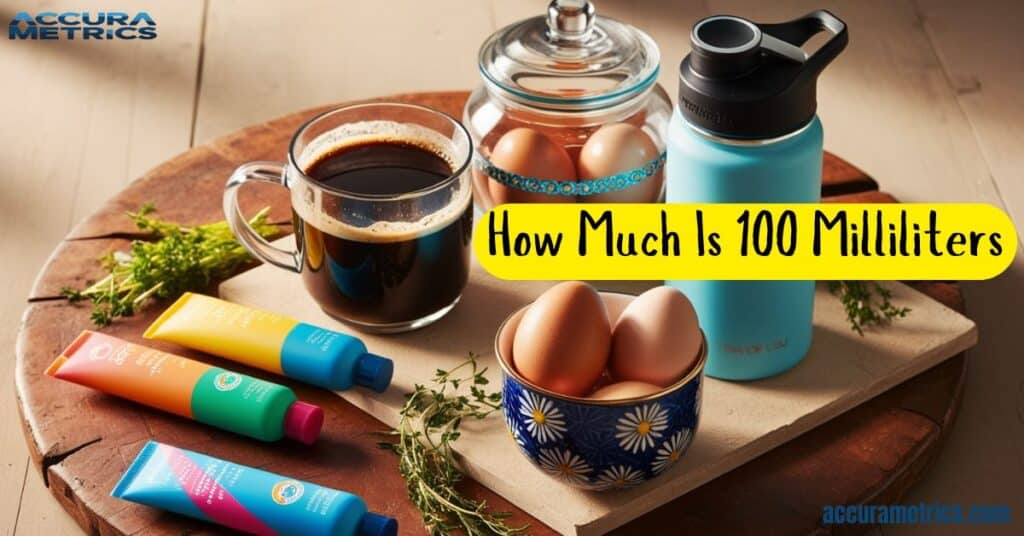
[495,291,706,491]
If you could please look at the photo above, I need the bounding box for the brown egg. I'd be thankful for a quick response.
[609,286,702,387]
[589,381,663,401]
[603,292,634,325]
[488,128,576,204]
[512,282,611,396]
[577,123,663,203]
[589,372,614,393]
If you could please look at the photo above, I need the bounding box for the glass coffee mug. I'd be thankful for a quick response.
[224,103,474,333]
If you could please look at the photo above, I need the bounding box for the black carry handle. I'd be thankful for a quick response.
[758,10,848,74]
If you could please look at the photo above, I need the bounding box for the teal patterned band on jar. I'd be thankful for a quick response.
[475,152,666,197]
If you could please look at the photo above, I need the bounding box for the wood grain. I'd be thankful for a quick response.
[194,0,494,143]
[0,0,204,532]
[17,300,551,536]
[917,0,1024,228]
[901,2,1024,526]
[6,1,1023,533]
[15,91,972,536]
[222,254,975,535]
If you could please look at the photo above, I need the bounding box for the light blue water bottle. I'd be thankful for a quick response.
[667,11,848,380]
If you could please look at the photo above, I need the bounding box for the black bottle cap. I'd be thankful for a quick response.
[678,10,848,139]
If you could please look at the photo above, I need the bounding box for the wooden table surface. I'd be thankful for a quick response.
[11,88,969,535]
[2,1,1022,534]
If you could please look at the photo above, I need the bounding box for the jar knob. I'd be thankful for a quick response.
[546,0,595,42]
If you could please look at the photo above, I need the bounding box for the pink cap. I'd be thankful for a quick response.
[284,401,324,445]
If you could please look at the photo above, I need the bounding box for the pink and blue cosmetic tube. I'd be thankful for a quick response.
[113,441,396,536]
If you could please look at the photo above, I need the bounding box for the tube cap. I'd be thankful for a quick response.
[358,513,398,536]
[355,353,394,393]
[283,401,323,445]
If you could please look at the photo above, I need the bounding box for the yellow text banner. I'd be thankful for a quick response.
[473,204,1017,280]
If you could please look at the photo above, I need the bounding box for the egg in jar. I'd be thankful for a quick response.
[609,286,702,387]
[487,127,576,204]
[577,123,663,203]
[512,281,611,396]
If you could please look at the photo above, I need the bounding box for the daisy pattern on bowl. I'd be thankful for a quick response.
[615,403,669,453]
[652,428,692,475]
[537,448,592,486]
[518,391,567,443]
[505,417,527,449]
[694,380,703,415]
[503,405,518,433]
[594,465,645,490]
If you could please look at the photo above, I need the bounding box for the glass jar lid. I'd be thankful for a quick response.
[478,0,660,110]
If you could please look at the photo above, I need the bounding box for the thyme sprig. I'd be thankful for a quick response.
[63,204,278,326]
[378,355,528,536]
[829,281,911,335]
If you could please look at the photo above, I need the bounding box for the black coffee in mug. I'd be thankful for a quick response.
[294,139,473,328]
[225,103,474,333]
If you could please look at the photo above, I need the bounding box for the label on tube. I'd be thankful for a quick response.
[112,441,397,536]
[47,331,323,444]
[144,293,393,392]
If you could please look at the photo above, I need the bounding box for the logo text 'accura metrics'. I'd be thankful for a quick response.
[9,11,157,40]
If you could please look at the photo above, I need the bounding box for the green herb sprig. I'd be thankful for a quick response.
[63,204,278,326]
[829,281,911,335]
[378,356,527,536]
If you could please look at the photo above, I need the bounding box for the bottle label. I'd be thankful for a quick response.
[721,337,788,355]
[192,367,295,441]
[144,293,297,375]
[280,323,363,389]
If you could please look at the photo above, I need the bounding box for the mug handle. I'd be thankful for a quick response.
[223,162,302,273]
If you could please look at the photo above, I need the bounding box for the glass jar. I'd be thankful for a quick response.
[465,0,671,210]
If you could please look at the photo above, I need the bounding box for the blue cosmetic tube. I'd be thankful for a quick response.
[112,441,397,536]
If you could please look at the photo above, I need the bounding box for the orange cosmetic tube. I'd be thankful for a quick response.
[46,331,323,444]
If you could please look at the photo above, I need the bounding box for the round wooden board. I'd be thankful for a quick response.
[15,91,968,536]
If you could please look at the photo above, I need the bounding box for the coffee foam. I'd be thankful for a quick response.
[292,121,472,243]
